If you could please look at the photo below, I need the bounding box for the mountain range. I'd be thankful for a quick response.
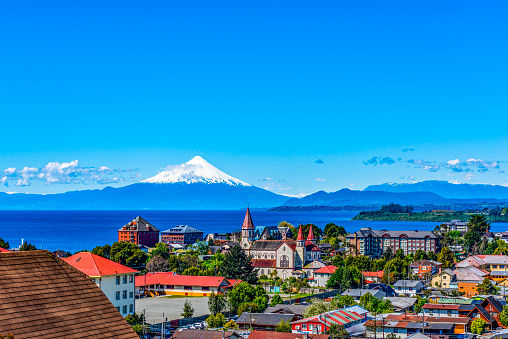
[2,157,508,210]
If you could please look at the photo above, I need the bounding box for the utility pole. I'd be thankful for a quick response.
[161,312,164,339]
[142,309,146,338]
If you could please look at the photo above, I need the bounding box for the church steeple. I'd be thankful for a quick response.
[297,226,305,247]
[242,207,254,230]
[241,207,254,249]
[307,226,315,243]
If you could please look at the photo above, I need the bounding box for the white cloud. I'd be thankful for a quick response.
[281,192,308,198]
[0,161,137,186]
[314,177,326,182]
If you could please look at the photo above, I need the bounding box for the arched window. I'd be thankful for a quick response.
[261,269,264,275]
[264,254,268,259]
[280,255,289,268]
[271,254,274,259]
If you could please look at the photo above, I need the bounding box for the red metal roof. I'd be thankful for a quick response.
[384,314,470,324]
[252,259,276,268]
[307,226,315,241]
[363,271,384,278]
[242,207,254,230]
[0,247,11,252]
[296,226,305,242]
[136,272,229,288]
[314,265,337,274]
[63,252,139,277]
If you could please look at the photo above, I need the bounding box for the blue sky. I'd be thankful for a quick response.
[1,1,508,196]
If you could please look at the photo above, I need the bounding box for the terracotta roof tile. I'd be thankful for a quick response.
[252,259,276,268]
[0,251,138,339]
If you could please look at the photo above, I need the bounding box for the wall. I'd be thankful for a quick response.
[96,274,136,316]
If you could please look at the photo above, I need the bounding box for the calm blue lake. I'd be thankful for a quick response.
[0,210,506,253]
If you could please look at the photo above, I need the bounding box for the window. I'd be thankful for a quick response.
[116,291,120,300]
[318,325,322,332]
[116,307,120,312]
[267,269,271,274]
[261,269,264,275]
[280,255,289,268]
[123,305,127,314]
[129,304,134,313]
[302,324,307,330]
[129,275,134,283]
[116,276,120,285]
[123,290,127,299]
[166,285,174,289]
[184,286,192,290]
[202,286,210,291]
[129,292,134,298]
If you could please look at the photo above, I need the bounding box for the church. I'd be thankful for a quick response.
[240,208,323,280]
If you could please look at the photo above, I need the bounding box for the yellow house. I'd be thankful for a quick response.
[431,269,455,288]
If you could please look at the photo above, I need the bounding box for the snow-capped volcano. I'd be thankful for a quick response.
[141,156,251,186]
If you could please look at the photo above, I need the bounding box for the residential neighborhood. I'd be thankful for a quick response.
[3,209,508,339]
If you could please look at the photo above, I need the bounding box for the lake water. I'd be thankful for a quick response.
[0,210,506,253]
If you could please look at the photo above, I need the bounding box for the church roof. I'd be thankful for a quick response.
[242,208,254,230]
[296,226,305,242]
[307,226,315,241]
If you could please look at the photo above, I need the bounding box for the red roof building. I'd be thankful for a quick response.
[291,306,368,334]
[117,216,160,248]
[63,252,139,316]
[0,247,11,253]
[135,272,232,297]
[362,270,384,283]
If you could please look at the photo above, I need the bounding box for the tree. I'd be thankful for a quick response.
[206,313,226,328]
[208,291,226,315]
[275,319,291,332]
[228,281,268,314]
[304,299,331,317]
[414,249,427,261]
[414,296,428,313]
[327,324,349,339]
[19,242,36,251]
[218,244,258,284]
[181,300,194,318]
[279,221,297,239]
[332,295,356,309]
[437,247,455,269]
[464,215,491,254]
[386,334,400,339]
[0,237,9,250]
[499,305,508,327]
[427,251,438,261]
[0,334,15,339]
[150,242,170,259]
[92,244,111,259]
[270,294,284,306]
[382,247,394,261]
[146,255,169,272]
[224,319,239,330]
[471,318,486,334]
[476,278,497,295]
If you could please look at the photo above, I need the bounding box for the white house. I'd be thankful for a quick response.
[392,280,424,297]
[63,252,139,316]
[311,265,337,287]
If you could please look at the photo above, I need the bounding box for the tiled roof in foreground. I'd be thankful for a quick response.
[0,251,138,339]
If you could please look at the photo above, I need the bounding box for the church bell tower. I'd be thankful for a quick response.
[241,207,254,249]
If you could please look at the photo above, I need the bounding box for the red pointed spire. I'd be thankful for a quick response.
[307,226,315,242]
[242,207,254,230]
[297,226,305,242]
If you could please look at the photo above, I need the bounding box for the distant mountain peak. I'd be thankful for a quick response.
[141,156,251,186]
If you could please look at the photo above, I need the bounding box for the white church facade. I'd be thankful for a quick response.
[240,208,323,280]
